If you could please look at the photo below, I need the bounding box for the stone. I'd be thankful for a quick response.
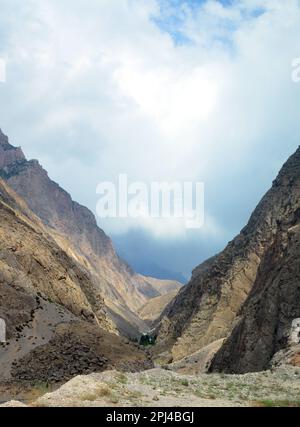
[290,319,300,345]
[0,400,27,407]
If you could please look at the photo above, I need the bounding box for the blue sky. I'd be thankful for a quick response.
[0,0,300,280]
[154,0,231,44]
[153,0,265,45]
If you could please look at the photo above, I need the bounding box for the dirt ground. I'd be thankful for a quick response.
[2,365,299,408]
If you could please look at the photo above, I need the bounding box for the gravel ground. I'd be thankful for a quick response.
[5,365,297,408]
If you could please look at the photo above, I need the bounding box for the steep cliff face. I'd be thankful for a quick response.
[157,146,300,364]
[0,129,174,334]
[0,177,113,332]
[0,131,25,168]
[0,178,151,382]
[210,153,300,373]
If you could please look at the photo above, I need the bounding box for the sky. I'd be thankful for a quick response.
[0,0,300,280]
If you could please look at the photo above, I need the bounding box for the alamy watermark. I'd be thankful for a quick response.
[0,318,6,343]
[96,174,205,229]
[0,58,6,83]
[292,58,300,83]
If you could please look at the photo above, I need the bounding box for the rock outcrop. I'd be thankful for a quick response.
[157,146,300,370]
[0,130,25,169]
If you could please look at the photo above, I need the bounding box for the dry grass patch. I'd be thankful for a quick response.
[79,384,112,402]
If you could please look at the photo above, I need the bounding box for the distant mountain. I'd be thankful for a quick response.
[138,278,183,325]
[138,290,180,324]
[157,146,300,372]
[122,257,187,284]
[142,277,183,296]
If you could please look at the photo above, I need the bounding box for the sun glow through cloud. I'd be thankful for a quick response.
[1,0,300,276]
[114,64,219,134]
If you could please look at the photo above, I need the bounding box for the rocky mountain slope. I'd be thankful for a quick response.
[0,178,152,382]
[138,290,180,324]
[210,155,300,372]
[157,146,300,370]
[0,129,180,336]
[138,279,182,324]
[142,277,183,296]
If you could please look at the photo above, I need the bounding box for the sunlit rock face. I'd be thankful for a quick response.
[0,129,180,338]
[0,176,151,382]
[158,146,300,372]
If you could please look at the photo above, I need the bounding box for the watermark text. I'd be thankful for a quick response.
[96,175,205,229]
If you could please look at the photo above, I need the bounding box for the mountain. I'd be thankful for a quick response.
[138,290,180,324]
[157,147,300,371]
[141,277,183,296]
[0,129,179,337]
[138,278,182,324]
[128,260,187,284]
[0,178,151,382]
[210,149,300,373]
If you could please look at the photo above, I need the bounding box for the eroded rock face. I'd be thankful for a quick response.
[211,224,300,373]
[0,129,179,336]
[158,146,300,366]
[0,130,25,169]
[0,144,151,313]
[0,178,151,381]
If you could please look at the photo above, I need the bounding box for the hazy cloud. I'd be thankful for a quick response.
[0,0,300,277]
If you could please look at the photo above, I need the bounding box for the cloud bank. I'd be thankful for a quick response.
[0,0,300,277]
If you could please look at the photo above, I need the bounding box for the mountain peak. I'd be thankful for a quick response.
[0,129,25,168]
[0,128,12,149]
[273,145,300,187]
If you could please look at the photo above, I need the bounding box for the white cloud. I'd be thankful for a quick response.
[0,0,300,257]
